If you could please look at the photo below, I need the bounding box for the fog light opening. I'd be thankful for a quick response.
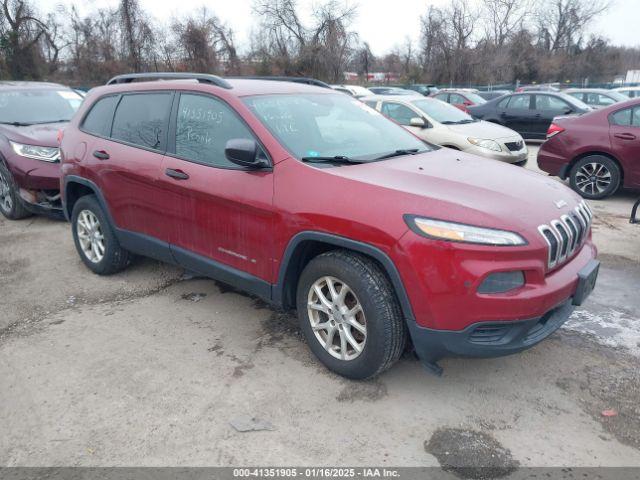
[477,271,525,294]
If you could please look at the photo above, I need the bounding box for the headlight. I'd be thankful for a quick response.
[10,142,60,162]
[467,137,502,152]
[405,216,527,246]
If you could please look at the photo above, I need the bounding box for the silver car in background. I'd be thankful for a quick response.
[362,94,528,165]
[564,88,628,108]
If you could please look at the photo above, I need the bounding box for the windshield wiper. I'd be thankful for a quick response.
[301,155,363,164]
[0,121,33,126]
[441,119,475,125]
[372,148,422,160]
[30,119,70,124]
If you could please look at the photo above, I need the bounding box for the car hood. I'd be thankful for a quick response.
[0,122,66,148]
[444,120,520,140]
[330,148,583,234]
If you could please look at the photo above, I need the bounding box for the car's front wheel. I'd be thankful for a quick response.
[296,250,406,379]
[569,155,621,199]
[71,195,131,275]
[0,162,32,220]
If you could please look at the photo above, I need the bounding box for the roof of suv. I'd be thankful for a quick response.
[94,78,334,98]
[0,81,70,90]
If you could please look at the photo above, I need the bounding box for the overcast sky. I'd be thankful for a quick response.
[38,0,639,55]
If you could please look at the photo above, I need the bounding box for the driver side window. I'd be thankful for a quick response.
[506,95,530,110]
[381,102,417,126]
[175,93,256,167]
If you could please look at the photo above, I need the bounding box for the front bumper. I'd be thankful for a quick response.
[407,299,574,371]
[4,152,63,217]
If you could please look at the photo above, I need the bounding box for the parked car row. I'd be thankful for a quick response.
[0,73,601,380]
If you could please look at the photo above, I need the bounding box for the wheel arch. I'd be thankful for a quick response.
[273,232,415,322]
[567,151,624,184]
[63,176,113,223]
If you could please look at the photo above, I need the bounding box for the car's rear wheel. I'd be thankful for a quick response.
[71,195,131,275]
[569,155,621,199]
[296,250,406,379]
[0,162,32,220]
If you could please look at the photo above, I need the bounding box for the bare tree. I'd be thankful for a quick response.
[0,0,47,79]
[536,0,611,52]
[482,0,531,47]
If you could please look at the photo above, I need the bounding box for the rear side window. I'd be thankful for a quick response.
[364,100,378,109]
[610,107,640,127]
[535,95,569,113]
[82,96,119,137]
[174,93,256,167]
[111,93,173,151]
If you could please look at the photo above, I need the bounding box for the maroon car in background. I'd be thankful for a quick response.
[0,81,83,219]
[538,98,640,199]
[431,89,487,113]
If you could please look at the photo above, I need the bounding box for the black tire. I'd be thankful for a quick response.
[296,250,407,380]
[0,161,32,220]
[569,155,621,200]
[71,195,131,275]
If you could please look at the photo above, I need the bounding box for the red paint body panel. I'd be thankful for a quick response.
[538,98,640,189]
[61,79,598,334]
[0,123,62,190]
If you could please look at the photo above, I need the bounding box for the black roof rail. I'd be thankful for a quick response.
[106,72,233,89]
[229,76,331,89]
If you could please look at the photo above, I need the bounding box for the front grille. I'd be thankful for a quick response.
[538,201,592,269]
[505,140,524,151]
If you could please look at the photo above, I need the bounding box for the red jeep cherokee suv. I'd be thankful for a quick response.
[60,73,599,379]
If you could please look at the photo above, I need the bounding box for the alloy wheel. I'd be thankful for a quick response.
[76,210,105,263]
[575,162,612,195]
[307,276,367,361]
[0,169,13,213]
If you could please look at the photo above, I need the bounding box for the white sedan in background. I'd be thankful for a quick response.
[362,94,528,165]
[330,84,374,98]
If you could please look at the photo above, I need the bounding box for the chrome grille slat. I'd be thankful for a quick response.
[538,201,592,270]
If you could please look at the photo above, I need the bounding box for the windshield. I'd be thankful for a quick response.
[244,93,431,162]
[412,98,475,124]
[464,92,487,104]
[0,89,82,125]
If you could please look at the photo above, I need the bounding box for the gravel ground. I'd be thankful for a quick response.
[1,145,639,469]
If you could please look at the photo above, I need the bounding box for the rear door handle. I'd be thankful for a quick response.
[93,150,110,160]
[614,132,636,140]
[165,168,189,180]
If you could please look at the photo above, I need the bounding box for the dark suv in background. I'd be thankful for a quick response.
[0,81,83,219]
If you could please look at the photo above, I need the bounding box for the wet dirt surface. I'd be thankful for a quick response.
[1,146,639,468]
[425,428,518,479]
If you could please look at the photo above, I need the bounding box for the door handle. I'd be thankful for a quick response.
[614,132,636,140]
[165,168,189,180]
[93,150,110,160]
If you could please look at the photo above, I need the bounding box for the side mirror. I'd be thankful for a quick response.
[224,139,269,169]
[409,117,426,128]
